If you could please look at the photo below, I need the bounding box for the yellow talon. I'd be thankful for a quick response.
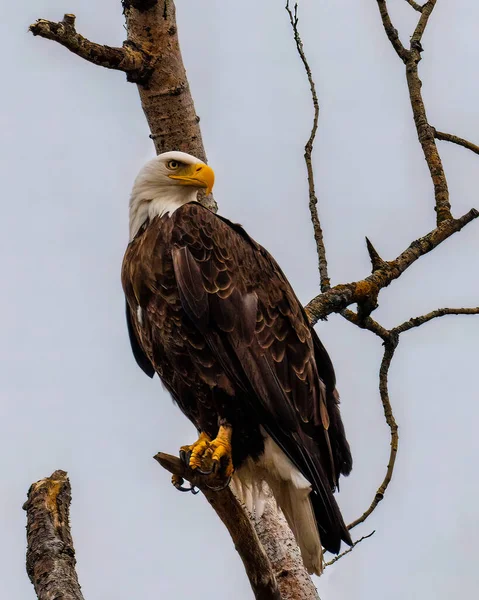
[178,426,234,481]
[180,431,211,470]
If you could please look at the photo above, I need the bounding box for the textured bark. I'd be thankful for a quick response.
[254,492,320,600]
[23,471,84,600]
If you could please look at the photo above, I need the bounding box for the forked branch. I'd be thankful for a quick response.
[29,14,153,84]
[305,208,478,324]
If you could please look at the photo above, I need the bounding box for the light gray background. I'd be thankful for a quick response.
[1,1,478,598]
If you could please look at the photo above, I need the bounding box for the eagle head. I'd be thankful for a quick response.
[129,151,215,239]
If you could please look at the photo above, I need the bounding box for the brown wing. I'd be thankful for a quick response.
[170,203,352,552]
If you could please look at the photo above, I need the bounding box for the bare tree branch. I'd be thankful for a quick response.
[286,2,330,292]
[404,0,424,11]
[393,307,479,334]
[340,309,391,341]
[411,0,437,45]
[305,208,478,325]
[434,129,479,156]
[348,338,399,530]
[23,470,84,600]
[376,1,452,224]
[155,453,282,600]
[324,531,376,567]
[376,1,410,62]
[29,14,152,84]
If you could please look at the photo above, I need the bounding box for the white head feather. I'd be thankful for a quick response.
[129,151,214,240]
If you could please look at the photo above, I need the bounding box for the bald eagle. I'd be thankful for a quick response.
[122,151,352,575]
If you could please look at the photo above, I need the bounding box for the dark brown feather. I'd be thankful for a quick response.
[122,202,352,553]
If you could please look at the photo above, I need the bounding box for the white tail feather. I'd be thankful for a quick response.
[232,432,324,575]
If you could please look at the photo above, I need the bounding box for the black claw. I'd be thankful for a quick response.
[205,475,232,492]
[197,466,214,475]
[179,449,192,467]
[173,477,199,494]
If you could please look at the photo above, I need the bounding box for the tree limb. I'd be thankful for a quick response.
[348,338,399,530]
[376,1,452,224]
[393,307,479,334]
[286,1,330,292]
[155,453,281,600]
[29,14,152,84]
[411,0,437,45]
[376,1,410,62]
[305,207,478,324]
[23,470,84,600]
[434,129,479,156]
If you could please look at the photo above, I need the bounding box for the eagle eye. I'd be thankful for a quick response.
[167,160,181,170]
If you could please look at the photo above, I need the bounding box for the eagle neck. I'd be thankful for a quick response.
[129,188,198,240]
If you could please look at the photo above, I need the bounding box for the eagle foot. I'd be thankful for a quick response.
[178,426,234,488]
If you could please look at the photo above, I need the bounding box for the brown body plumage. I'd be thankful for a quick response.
[122,152,352,574]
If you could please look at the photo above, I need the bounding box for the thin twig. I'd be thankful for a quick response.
[29,14,152,84]
[434,129,479,156]
[154,453,280,600]
[393,307,479,335]
[324,531,376,567]
[348,339,399,530]
[404,0,424,11]
[24,471,84,600]
[305,208,478,324]
[286,1,330,292]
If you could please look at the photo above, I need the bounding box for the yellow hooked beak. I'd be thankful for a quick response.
[168,162,215,195]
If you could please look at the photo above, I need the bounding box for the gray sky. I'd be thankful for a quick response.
[2,1,479,598]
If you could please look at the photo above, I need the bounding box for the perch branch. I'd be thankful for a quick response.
[434,129,479,156]
[348,338,399,530]
[23,470,84,600]
[393,307,479,334]
[404,0,424,11]
[155,453,281,600]
[305,208,478,324]
[324,531,376,567]
[286,1,330,291]
[29,14,152,84]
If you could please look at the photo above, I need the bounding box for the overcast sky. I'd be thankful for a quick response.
[1,1,479,599]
